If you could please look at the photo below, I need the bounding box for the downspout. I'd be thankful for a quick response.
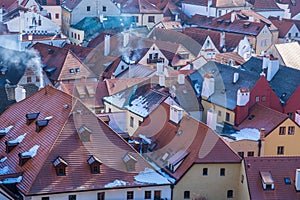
[258,139,262,157]
[170,184,174,200]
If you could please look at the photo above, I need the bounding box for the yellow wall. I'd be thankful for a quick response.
[202,100,235,126]
[173,163,241,200]
[255,26,273,55]
[264,119,300,156]
[127,112,144,137]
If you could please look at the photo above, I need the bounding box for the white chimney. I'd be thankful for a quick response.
[15,85,26,102]
[267,57,279,81]
[248,16,254,22]
[28,34,33,41]
[231,12,236,23]
[233,72,239,83]
[262,56,269,69]
[159,75,165,87]
[237,88,250,106]
[220,32,225,48]
[157,61,164,75]
[296,169,300,191]
[178,74,185,85]
[123,32,129,47]
[201,74,215,99]
[170,105,183,124]
[207,0,212,17]
[104,34,110,56]
[207,108,217,130]
[0,8,3,22]
[295,110,300,126]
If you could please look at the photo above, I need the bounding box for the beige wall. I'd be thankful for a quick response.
[229,140,260,158]
[255,26,273,55]
[173,163,242,200]
[127,112,144,137]
[121,13,163,28]
[264,119,300,156]
[69,27,84,45]
[61,9,71,36]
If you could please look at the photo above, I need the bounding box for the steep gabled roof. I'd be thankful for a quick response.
[270,19,296,37]
[116,0,162,14]
[277,0,300,18]
[0,86,170,196]
[182,0,247,7]
[133,103,241,181]
[247,0,282,10]
[274,42,300,70]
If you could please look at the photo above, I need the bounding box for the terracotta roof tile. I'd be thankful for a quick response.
[270,19,295,38]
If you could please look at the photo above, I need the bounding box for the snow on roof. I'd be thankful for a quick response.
[0,125,13,134]
[103,92,126,108]
[0,176,22,184]
[134,168,170,185]
[0,157,7,163]
[21,145,40,158]
[0,166,9,175]
[44,116,53,120]
[147,159,176,183]
[8,133,27,144]
[104,180,127,188]
[126,96,149,117]
[139,134,151,144]
[230,128,260,141]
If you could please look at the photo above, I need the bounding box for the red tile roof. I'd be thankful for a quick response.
[278,0,300,18]
[245,156,300,200]
[115,0,162,14]
[249,0,281,10]
[0,86,169,196]
[235,104,288,136]
[63,44,93,62]
[36,0,62,6]
[133,103,241,181]
[182,0,246,7]
[269,19,295,38]
[214,52,246,65]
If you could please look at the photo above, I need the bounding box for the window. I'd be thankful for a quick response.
[220,168,225,176]
[74,33,77,39]
[75,68,80,73]
[127,191,134,200]
[154,190,161,200]
[218,110,222,116]
[203,168,208,176]
[55,13,59,19]
[288,126,295,135]
[277,146,284,155]
[145,191,151,199]
[238,152,244,158]
[121,65,125,70]
[27,76,32,83]
[87,6,91,11]
[225,112,230,122]
[284,177,291,185]
[227,190,233,198]
[42,197,49,200]
[288,33,292,38]
[69,195,76,200]
[130,116,134,127]
[97,192,105,200]
[58,166,66,175]
[71,32,73,38]
[78,34,80,40]
[36,76,40,82]
[296,32,299,37]
[184,191,190,199]
[255,96,260,102]
[279,127,286,135]
[102,6,106,12]
[218,10,222,17]
[247,151,254,157]
[288,112,294,119]
[69,68,75,74]
[148,16,155,23]
[241,175,244,183]
[135,16,139,23]
[262,96,266,102]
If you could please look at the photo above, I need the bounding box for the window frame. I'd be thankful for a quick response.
[227,190,233,198]
[127,191,134,200]
[203,168,208,176]
[184,191,190,199]
[87,6,91,11]
[148,16,155,23]
[220,168,225,176]
[277,146,284,155]
[288,126,295,135]
[68,195,76,200]
[144,191,151,199]
[247,151,254,157]
[279,127,286,135]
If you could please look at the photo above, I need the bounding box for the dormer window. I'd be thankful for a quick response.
[87,155,102,174]
[35,120,49,132]
[123,152,137,172]
[26,113,39,125]
[77,125,92,142]
[18,145,40,166]
[260,171,274,190]
[53,156,68,176]
[5,133,27,153]
[167,150,188,173]
[0,125,13,139]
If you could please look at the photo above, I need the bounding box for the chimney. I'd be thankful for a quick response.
[220,32,225,48]
[123,32,129,47]
[201,74,215,99]
[104,34,110,56]
[231,12,236,23]
[28,34,33,41]
[266,56,279,81]
[248,15,254,22]
[295,110,300,126]
[233,72,239,83]
[178,74,185,85]
[15,85,26,102]
[260,128,265,141]
[237,88,250,106]
[158,75,165,87]
[0,8,3,22]
[296,169,300,191]
[156,61,164,76]
[207,0,212,17]
[169,105,183,125]
[206,108,217,130]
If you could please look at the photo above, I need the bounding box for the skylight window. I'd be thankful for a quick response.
[284,177,291,185]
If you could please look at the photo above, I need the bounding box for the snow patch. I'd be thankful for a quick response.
[104,92,126,108]
[126,96,149,117]
[21,145,40,158]
[0,125,13,134]
[44,116,53,120]
[104,180,127,188]
[134,168,170,185]
[0,157,7,163]
[139,134,151,144]
[147,159,176,184]
[0,176,22,184]
[230,128,260,141]
[0,166,9,175]
[8,133,27,144]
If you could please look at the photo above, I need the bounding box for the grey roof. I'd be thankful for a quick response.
[189,61,260,110]
[241,57,300,102]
